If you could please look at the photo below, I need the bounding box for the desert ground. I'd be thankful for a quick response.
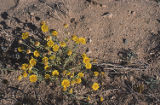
[0,0,160,105]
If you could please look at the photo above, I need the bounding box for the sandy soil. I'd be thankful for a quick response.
[0,0,160,105]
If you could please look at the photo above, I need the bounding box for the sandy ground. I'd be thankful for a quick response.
[0,0,160,105]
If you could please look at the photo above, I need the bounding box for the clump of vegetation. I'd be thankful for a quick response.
[16,21,104,102]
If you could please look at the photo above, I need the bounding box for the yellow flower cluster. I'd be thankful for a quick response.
[52,44,59,52]
[60,42,66,48]
[82,53,92,69]
[52,30,58,36]
[92,82,99,91]
[47,40,54,47]
[45,74,50,79]
[22,32,29,40]
[94,71,99,77]
[61,79,70,91]
[18,47,23,52]
[52,70,59,76]
[34,50,40,57]
[67,50,72,56]
[78,72,84,78]
[21,63,28,70]
[17,21,104,101]
[71,35,86,44]
[29,58,36,66]
[29,75,37,82]
[41,22,48,33]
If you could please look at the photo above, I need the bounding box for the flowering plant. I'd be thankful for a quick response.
[17,21,103,102]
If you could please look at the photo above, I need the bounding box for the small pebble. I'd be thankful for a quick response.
[102,12,113,18]
[67,32,70,35]
[102,5,107,8]
[129,10,136,15]
[30,12,34,16]
[86,48,92,54]
[108,13,113,18]
[87,38,92,43]
[89,28,92,31]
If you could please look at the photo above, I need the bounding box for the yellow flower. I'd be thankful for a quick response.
[44,65,50,70]
[42,57,48,63]
[71,80,76,86]
[22,32,29,40]
[52,30,58,36]
[26,49,31,54]
[64,24,69,28]
[49,55,55,60]
[52,44,59,52]
[71,35,78,41]
[29,75,37,82]
[83,57,90,64]
[47,40,54,47]
[94,72,99,77]
[18,75,22,81]
[45,74,50,79]
[60,42,66,47]
[79,37,86,44]
[92,82,99,91]
[76,78,82,84]
[35,41,40,47]
[100,96,104,102]
[41,24,48,33]
[78,72,84,78]
[23,72,28,78]
[85,63,92,69]
[61,79,70,87]
[18,47,23,52]
[69,88,73,94]
[52,70,59,76]
[34,50,40,57]
[21,63,28,70]
[29,58,36,66]
[67,50,72,56]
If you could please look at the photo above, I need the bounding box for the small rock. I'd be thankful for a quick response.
[102,4,107,8]
[89,28,92,31]
[67,32,70,35]
[129,10,136,15]
[30,12,34,16]
[122,38,127,44]
[87,38,92,43]
[102,12,113,18]
[86,48,92,54]
[108,13,113,18]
